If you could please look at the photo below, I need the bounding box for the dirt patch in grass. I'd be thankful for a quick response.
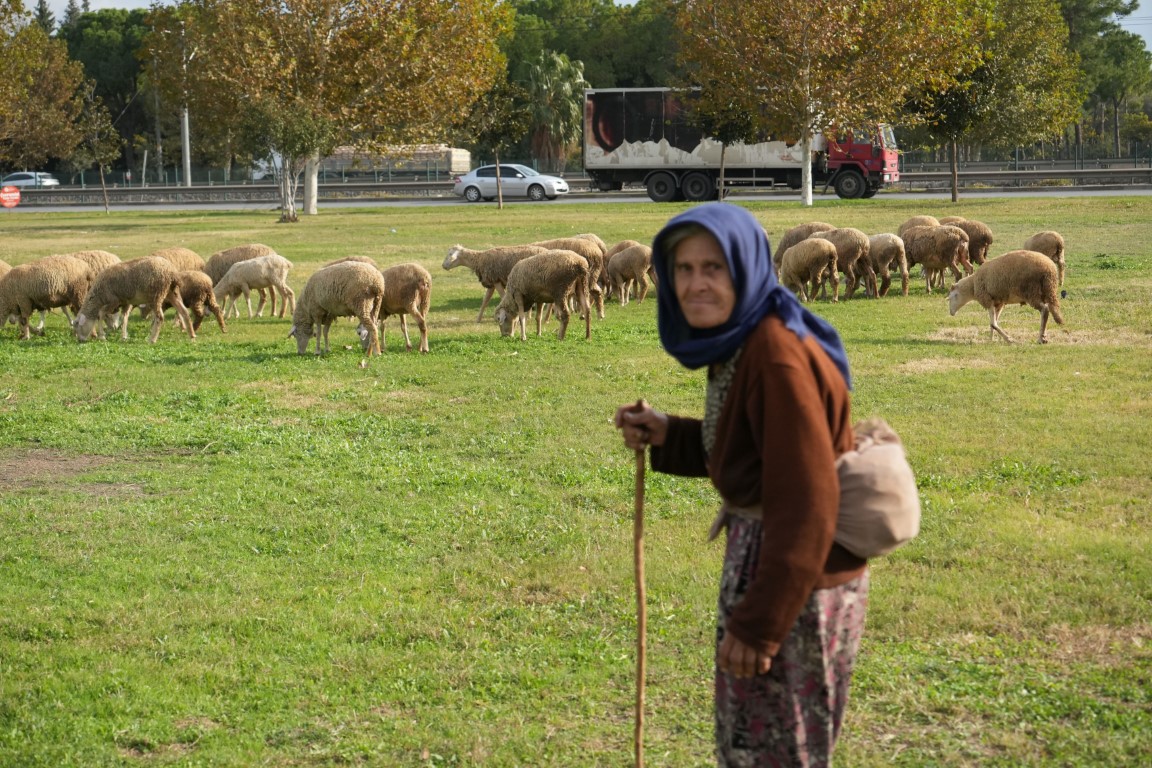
[926,325,1152,347]
[1042,623,1152,666]
[0,448,146,498]
[896,357,998,375]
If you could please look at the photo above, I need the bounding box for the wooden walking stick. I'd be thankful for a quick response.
[633,442,647,768]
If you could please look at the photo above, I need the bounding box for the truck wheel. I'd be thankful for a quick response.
[861,187,879,199]
[682,172,714,202]
[833,170,866,199]
[646,172,678,203]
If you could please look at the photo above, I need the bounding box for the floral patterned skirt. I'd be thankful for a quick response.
[715,516,869,768]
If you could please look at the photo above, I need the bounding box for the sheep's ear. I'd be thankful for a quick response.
[287,324,297,338]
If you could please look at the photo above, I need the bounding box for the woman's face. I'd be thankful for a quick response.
[672,232,736,329]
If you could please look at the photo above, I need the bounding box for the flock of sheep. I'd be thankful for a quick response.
[773,215,1066,343]
[0,211,1066,352]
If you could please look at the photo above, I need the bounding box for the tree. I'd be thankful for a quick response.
[522,51,589,172]
[459,79,532,208]
[0,23,86,170]
[64,84,122,212]
[58,9,150,173]
[148,0,509,220]
[1091,29,1152,155]
[675,0,986,205]
[909,0,1083,201]
[32,0,53,33]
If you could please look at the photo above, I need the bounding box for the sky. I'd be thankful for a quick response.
[43,0,1152,52]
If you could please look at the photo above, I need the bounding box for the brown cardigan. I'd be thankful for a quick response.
[650,315,867,657]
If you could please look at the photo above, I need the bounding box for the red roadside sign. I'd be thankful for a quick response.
[0,186,20,208]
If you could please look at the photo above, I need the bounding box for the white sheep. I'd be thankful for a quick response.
[325,255,379,268]
[204,243,279,317]
[32,250,122,329]
[897,215,940,238]
[903,224,972,293]
[773,221,836,273]
[289,261,385,356]
[149,246,205,272]
[442,244,548,321]
[529,236,606,319]
[494,249,591,341]
[606,243,654,306]
[213,254,296,319]
[1022,231,1066,287]
[810,227,875,300]
[358,262,432,354]
[778,239,838,303]
[0,255,94,339]
[74,256,193,343]
[947,249,1064,343]
[867,233,909,297]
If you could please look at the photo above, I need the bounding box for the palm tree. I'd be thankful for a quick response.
[522,51,589,173]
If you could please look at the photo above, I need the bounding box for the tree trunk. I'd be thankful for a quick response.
[279,157,300,223]
[950,139,960,203]
[99,165,110,214]
[303,152,319,215]
[1113,99,1122,158]
[800,132,813,207]
[719,143,727,200]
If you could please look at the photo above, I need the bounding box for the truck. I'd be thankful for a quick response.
[582,88,900,201]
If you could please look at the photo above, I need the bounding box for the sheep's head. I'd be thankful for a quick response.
[356,323,373,352]
[442,245,462,271]
[946,279,972,316]
[288,323,313,355]
[72,312,97,342]
[494,306,514,337]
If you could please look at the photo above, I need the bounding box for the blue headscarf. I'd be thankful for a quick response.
[651,203,852,389]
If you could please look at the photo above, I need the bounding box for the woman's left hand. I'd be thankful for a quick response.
[718,632,772,678]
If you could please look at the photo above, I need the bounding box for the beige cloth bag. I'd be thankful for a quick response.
[833,418,921,558]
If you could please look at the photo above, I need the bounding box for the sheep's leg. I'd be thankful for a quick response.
[534,304,544,337]
[399,314,413,351]
[169,290,194,340]
[556,303,570,340]
[359,312,380,356]
[279,283,295,318]
[988,304,1013,343]
[17,312,32,340]
[518,308,529,341]
[593,284,605,319]
[637,277,649,304]
[476,287,495,324]
[245,286,257,319]
[319,322,331,354]
[146,300,165,343]
[209,298,227,333]
[1038,306,1051,344]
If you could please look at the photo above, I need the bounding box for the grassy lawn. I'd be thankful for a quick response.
[0,196,1149,767]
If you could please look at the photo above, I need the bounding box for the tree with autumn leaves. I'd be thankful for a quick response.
[142,0,510,221]
[675,0,990,206]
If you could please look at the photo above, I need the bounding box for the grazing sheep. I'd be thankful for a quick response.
[604,239,656,298]
[606,239,645,259]
[947,249,1064,343]
[0,255,94,339]
[1022,231,1066,287]
[529,237,606,319]
[74,256,193,343]
[442,244,548,321]
[903,224,971,293]
[778,239,838,303]
[867,233,909,297]
[204,243,279,317]
[773,221,836,273]
[325,255,378,268]
[142,269,227,335]
[947,219,994,266]
[897,215,940,238]
[213,254,296,319]
[810,227,875,300]
[289,261,385,356]
[494,249,591,341]
[149,246,205,272]
[606,243,654,305]
[0,259,11,279]
[358,262,432,354]
[573,232,609,255]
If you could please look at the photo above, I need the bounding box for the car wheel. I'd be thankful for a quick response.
[464,186,482,202]
[833,170,866,199]
[646,172,678,203]
[528,184,546,201]
[682,172,715,202]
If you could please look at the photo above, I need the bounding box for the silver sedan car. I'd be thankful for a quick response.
[453,164,569,202]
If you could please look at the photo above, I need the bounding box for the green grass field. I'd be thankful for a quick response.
[1,196,1149,767]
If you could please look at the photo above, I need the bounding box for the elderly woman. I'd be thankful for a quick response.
[614,203,868,767]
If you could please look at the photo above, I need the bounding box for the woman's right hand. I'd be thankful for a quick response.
[613,399,669,450]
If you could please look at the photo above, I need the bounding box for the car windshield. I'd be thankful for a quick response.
[510,165,540,177]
